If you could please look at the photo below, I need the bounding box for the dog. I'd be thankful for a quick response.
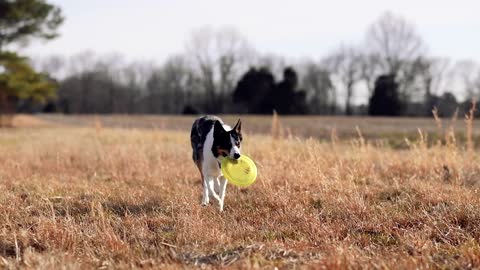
[190,115,242,211]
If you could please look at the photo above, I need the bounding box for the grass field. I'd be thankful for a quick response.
[38,113,480,148]
[1,114,480,269]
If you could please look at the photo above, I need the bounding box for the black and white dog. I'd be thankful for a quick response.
[190,116,242,211]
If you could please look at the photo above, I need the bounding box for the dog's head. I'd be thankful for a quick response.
[213,119,242,160]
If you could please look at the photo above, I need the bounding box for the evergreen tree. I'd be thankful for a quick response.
[369,74,402,116]
[0,0,64,49]
[0,0,63,125]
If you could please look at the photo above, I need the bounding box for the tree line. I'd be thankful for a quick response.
[5,5,480,117]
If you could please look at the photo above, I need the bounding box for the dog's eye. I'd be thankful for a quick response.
[235,141,240,147]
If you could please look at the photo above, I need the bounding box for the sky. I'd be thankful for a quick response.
[22,0,480,64]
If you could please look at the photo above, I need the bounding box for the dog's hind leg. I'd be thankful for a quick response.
[197,163,209,206]
[218,176,228,212]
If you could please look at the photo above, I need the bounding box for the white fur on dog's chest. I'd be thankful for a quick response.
[202,128,222,177]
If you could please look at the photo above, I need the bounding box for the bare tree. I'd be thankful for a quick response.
[412,57,451,114]
[185,27,256,113]
[66,51,98,75]
[30,54,67,79]
[359,53,381,96]
[256,53,287,78]
[455,60,480,100]
[366,12,425,74]
[55,53,157,114]
[119,63,153,113]
[298,61,335,114]
[146,55,193,113]
[365,12,427,101]
[325,45,363,115]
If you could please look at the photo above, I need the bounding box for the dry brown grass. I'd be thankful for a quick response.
[0,116,480,269]
[9,115,56,128]
[39,113,480,136]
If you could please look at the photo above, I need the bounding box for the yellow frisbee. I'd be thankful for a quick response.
[221,155,257,187]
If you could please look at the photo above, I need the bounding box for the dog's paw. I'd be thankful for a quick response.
[201,201,209,207]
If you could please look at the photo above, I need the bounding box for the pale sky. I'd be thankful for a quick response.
[22,0,480,64]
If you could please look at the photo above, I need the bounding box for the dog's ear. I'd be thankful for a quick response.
[214,120,226,137]
[233,119,242,134]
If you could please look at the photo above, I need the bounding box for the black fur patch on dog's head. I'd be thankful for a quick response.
[212,119,243,158]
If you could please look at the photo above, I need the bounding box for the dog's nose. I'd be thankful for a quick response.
[233,153,241,159]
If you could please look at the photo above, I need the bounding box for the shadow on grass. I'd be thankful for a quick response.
[0,239,46,258]
[47,194,169,218]
[102,198,167,217]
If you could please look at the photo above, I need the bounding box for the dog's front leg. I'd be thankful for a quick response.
[218,176,228,212]
[214,177,221,194]
[206,176,221,204]
[201,177,210,206]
